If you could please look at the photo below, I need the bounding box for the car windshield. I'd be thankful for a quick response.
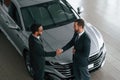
[21,1,77,31]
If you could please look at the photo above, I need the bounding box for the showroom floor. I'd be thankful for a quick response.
[0,0,120,80]
[81,0,120,80]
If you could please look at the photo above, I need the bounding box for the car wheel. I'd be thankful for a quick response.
[24,51,34,77]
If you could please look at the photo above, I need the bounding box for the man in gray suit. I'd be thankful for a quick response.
[58,19,91,80]
[29,24,60,80]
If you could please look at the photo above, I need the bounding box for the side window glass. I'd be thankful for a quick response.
[0,0,3,5]
[8,3,22,29]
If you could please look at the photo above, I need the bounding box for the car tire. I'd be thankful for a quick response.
[24,51,34,77]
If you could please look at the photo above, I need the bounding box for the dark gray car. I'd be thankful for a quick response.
[0,0,106,79]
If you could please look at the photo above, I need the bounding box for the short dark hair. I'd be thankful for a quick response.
[74,19,85,28]
[30,24,42,34]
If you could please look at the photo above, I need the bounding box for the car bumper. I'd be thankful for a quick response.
[45,44,106,79]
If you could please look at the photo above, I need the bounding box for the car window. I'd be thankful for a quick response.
[48,3,67,23]
[8,2,22,29]
[21,1,77,31]
[22,6,53,30]
[37,7,53,26]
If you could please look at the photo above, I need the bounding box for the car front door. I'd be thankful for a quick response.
[1,2,25,55]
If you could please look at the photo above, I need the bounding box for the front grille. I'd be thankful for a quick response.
[88,51,105,71]
[94,52,104,67]
[53,63,73,78]
[89,52,101,62]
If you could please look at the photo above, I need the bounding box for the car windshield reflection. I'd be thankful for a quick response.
[21,1,77,31]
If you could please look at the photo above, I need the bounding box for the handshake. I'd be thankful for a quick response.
[55,48,76,56]
[56,48,63,55]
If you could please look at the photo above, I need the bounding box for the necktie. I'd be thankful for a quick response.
[40,38,43,42]
[75,34,79,42]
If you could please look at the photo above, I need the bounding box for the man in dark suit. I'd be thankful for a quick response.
[28,24,60,80]
[58,19,91,80]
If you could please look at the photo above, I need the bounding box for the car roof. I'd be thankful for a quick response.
[11,0,54,8]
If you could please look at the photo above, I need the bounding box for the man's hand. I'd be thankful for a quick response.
[72,48,76,54]
[56,48,63,55]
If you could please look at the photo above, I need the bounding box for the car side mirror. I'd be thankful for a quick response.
[77,7,84,14]
[5,21,21,31]
[9,25,21,31]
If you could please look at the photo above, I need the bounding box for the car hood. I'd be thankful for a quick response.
[26,22,104,64]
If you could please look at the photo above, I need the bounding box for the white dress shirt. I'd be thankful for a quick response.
[78,30,85,38]
[32,34,40,40]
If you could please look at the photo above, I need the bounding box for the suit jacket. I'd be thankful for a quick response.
[28,34,56,65]
[62,32,91,67]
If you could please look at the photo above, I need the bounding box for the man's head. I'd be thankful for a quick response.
[31,24,43,36]
[74,19,85,33]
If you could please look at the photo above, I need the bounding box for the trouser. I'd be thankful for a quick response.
[73,64,90,80]
[31,60,45,80]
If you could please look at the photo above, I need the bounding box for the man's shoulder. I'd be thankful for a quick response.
[83,32,90,41]
[29,34,36,42]
[29,34,33,40]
